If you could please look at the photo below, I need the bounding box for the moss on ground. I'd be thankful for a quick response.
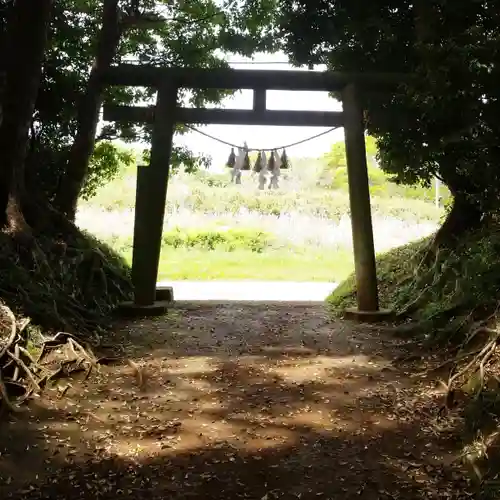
[0,228,132,343]
[327,236,430,316]
[328,227,500,341]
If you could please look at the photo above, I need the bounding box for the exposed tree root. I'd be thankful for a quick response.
[429,322,500,416]
[0,223,132,414]
[126,358,146,390]
[0,369,21,413]
[0,303,127,413]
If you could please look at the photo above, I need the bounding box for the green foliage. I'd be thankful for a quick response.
[81,142,135,200]
[277,0,500,213]
[162,227,272,253]
[323,135,378,172]
[141,145,211,174]
[323,142,346,170]
[319,139,451,203]
[219,0,281,56]
[320,137,389,188]
[328,224,500,485]
[23,0,280,202]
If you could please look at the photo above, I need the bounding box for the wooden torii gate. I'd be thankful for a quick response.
[102,65,399,319]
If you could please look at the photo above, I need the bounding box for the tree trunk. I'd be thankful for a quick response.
[414,0,437,46]
[432,193,484,249]
[54,0,121,221]
[0,0,53,238]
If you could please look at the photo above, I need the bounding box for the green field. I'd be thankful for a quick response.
[78,151,445,281]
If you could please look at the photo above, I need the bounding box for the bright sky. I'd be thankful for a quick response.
[174,52,345,170]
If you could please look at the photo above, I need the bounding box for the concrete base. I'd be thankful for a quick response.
[115,300,170,318]
[156,286,174,302]
[343,307,395,323]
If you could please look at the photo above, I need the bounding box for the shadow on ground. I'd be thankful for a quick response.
[0,302,469,499]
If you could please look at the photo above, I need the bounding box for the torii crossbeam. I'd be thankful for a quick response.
[101,64,402,320]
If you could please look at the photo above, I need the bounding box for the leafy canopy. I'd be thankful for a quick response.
[275,0,500,210]
[28,0,280,200]
[323,135,378,171]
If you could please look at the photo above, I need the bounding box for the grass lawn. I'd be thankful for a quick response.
[120,247,354,281]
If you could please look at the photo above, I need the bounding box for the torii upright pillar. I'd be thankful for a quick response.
[342,84,392,321]
[118,82,177,316]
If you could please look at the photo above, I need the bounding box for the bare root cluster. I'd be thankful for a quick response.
[441,318,500,405]
[0,303,121,414]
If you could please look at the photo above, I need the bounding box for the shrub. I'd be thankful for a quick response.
[161,227,272,253]
[192,170,231,188]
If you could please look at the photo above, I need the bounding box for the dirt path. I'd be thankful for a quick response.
[0,302,467,499]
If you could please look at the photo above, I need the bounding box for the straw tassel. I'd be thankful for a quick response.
[253,151,263,172]
[280,148,290,169]
[267,150,276,172]
[226,147,236,168]
[242,148,251,171]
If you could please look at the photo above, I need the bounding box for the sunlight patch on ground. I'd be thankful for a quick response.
[164,356,217,375]
[24,349,401,462]
[269,354,377,384]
